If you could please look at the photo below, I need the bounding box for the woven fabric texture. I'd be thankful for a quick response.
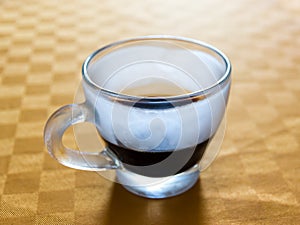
[0,0,299,224]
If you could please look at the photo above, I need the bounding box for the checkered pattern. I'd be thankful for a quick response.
[0,0,299,224]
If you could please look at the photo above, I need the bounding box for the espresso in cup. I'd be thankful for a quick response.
[44,36,231,198]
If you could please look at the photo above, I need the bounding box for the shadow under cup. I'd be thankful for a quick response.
[44,36,231,199]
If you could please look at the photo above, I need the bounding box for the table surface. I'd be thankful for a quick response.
[0,0,299,224]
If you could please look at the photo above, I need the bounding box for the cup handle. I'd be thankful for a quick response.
[44,103,120,171]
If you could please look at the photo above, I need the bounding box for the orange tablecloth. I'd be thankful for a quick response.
[0,0,299,224]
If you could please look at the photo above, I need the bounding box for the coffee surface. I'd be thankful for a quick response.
[120,80,192,97]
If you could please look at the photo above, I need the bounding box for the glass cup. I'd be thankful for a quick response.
[44,36,231,199]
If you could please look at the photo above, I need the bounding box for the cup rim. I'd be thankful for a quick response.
[82,35,231,102]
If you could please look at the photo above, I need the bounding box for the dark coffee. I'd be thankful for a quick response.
[106,139,209,177]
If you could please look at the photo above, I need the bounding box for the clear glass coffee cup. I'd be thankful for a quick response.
[44,35,231,199]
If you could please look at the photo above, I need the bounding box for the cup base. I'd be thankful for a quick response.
[116,165,200,199]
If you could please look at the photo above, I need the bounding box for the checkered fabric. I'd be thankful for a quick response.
[0,0,299,224]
